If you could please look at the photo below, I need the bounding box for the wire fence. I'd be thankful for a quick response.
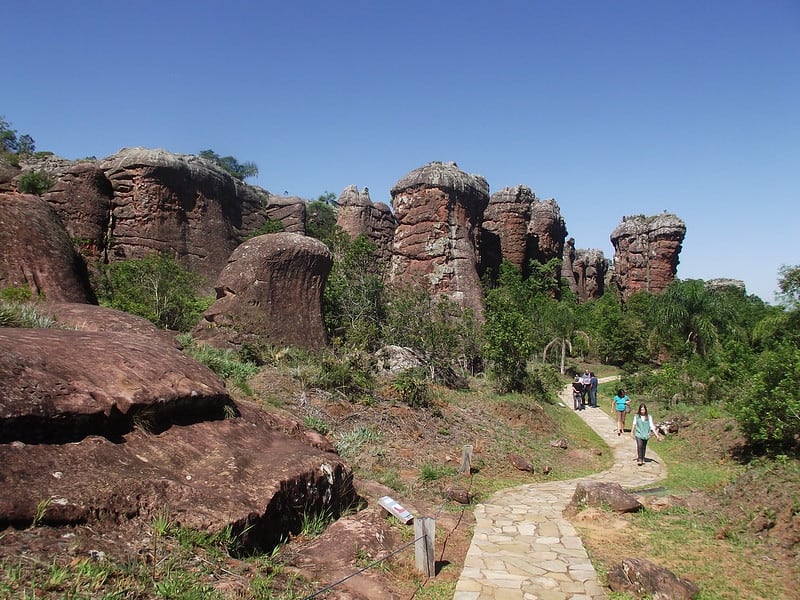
[300,449,475,599]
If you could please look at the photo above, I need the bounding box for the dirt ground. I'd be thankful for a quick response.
[2,371,798,599]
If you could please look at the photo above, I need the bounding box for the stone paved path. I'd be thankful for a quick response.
[453,380,667,600]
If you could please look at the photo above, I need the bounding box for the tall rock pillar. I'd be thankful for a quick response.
[610,213,686,299]
[389,161,490,320]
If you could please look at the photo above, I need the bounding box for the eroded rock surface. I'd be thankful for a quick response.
[480,185,534,279]
[194,232,332,351]
[0,192,94,302]
[389,161,489,319]
[96,147,271,290]
[0,327,356,553]
[336,185,396,263]
[611,213,686,299]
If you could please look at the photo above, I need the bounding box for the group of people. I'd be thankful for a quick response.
[613,388,664,466]
[571,369,598,410]
[572,373,664,466]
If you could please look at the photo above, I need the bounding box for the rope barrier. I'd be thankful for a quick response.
[300,449,474,599]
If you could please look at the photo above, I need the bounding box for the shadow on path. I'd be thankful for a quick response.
[453,378,667,600]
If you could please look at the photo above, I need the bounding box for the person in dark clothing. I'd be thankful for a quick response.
[589,372,599,407]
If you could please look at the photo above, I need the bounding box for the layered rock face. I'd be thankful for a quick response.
[263,195,307,234]
[481,185,534,278]
[194,232,332,351]
[389,162,490,319]
[96,147,271,290]
[528,197,567,264]
[0,324,355,552]
[41,162,114,260]
[335,185,396,263]
[562,238,607,301]
[0,193,94,302]
[610,213,686,299]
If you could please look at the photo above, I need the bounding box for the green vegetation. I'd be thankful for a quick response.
[198,148,258,180]
[17,169,54,195]
[95,253,212,331]
[0,116,35,157]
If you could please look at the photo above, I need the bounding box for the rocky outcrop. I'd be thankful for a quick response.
[705,278,746,293]
[389,161,489,319]
[0,327,356,552]
[96,147,271,291]
[0,193,94,302]
[563,242,608,302]
[562,239,607,301]
[480,185,534,279]
[335,185,396,263]
[610,213,686,299]
[528,197,567,264]
[194,232,332,351]
[264,195,307,234]
[41,162,114,260]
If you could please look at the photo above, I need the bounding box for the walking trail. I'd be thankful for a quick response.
[453,378,667,600]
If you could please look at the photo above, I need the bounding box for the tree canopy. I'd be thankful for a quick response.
[198,149,258,180]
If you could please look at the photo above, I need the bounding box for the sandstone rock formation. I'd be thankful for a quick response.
[528,197,567,264]
[610,213,686,299]
[0,327,356,553]
[194,232,332,351]
[389,161,489,319]
[263,195,307,234]
[0,192,94,302]
[41,162,114,260]
[607,557,700,600]
[335,185,396,263]
[562,238,608,302]
[96,147,271,290]
[481,185,534,278]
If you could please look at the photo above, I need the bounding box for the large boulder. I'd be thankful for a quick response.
[611,213,686,299]
[0,327,356,553]
[565,481,643,515]
[194,232,332,351]
[335,185,396,264]
[96,147,271,291]
[0,192,94,302]
[389,161,489,319]
[263,195,307,234]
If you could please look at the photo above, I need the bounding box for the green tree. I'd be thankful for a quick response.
[1,116,35,156]
[96,254,211,331]
[198,149,258,180]
[323,230,385,349]
[306,199,337,243]
[777,264,800,309]
[649,279,733,358]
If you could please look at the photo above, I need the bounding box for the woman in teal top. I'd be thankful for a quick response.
[612,389,630,435]
[631,403,664,465]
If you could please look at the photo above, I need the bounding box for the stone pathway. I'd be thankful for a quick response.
[453,381,667,600]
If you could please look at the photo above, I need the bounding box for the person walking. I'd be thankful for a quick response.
[589,371,599,407]
[580,369,592,406]
[631,404,664,465]
[612,389,630,435]
[572,377,584,410]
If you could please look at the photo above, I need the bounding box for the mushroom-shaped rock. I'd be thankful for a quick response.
[611,213,686,299]
[194,232,332,351]
[389,161,489,320]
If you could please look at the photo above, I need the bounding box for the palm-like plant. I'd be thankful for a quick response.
[649,279,733,357]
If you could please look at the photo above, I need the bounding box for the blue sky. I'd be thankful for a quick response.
[2,1,798,302]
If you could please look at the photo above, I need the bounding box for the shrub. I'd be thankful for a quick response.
[247,219,285,238]
[95,254,211,331]
[392,368,431,408]
[17,171,54,195]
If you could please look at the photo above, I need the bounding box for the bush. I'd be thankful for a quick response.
[95,254,211,331]
[17,171,54,195]
[391,368,432,408]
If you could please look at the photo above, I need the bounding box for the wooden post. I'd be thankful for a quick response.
[460,445,473,474]
[414,517,435,577]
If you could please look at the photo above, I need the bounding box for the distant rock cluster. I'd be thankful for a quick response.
[1,149,690,347]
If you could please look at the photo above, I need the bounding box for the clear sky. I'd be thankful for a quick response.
[2,1,798,302]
